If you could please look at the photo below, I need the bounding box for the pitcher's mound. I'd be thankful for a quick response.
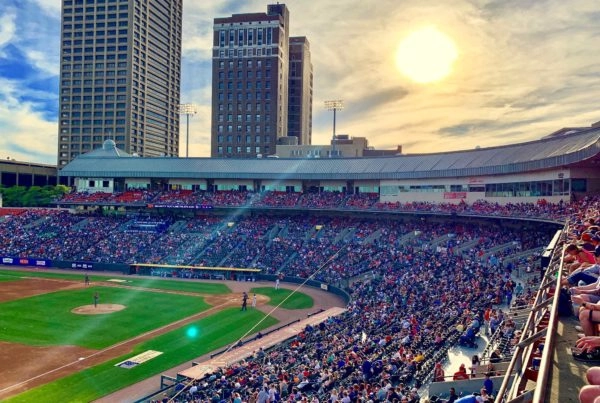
[72,304,126,315]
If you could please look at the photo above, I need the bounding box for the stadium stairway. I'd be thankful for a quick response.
[278,251,298,273]
[482,241,519,260]
[426,233,454,250]
[397,229,420,246]
[453,238,481,256]
[334,227,354,243]
[362,229,383,245]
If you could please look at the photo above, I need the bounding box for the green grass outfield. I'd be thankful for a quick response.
[0,269,314,402]
[0,286,211,349]
[6,308,278,403]
[251,287,314,309]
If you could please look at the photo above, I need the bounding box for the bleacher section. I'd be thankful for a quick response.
[1,196,597,402]
[55,190,577,222]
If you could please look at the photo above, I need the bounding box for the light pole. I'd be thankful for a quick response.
[324,100,344,157]
[179,103,197,158]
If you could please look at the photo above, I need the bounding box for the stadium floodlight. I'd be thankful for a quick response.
[324,100,344,157]
[179,104,198,158]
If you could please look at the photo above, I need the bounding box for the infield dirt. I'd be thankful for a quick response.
[0,271,344,401]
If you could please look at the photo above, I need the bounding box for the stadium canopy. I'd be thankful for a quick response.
[59,128,600,181]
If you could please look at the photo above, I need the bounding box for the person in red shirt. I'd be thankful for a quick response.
[453,364,469,380]
[565,243,596,273]
[433,362,445,382]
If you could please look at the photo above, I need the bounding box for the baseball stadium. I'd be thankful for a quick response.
[1,126,600,403]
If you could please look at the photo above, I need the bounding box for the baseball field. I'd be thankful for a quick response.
[0,268,319,402]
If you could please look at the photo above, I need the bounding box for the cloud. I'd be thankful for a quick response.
[0,11,16,53]
[0,78,58,163]
[345,87,410,118]
[29,0,61,15]
[3,0,600,164]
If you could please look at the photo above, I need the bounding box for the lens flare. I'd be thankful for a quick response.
[186,326,199,338]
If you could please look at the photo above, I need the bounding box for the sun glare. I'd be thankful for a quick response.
[395,26,458,84]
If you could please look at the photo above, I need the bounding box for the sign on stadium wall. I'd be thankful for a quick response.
[0,256,51,267]
[71,262,94,270]
[443,192,467,199]
[147,204,214,209]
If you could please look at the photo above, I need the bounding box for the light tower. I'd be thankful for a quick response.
[324,100,344,157]
[179,104,198,158]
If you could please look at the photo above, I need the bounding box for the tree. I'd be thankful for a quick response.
[0,185,70,207]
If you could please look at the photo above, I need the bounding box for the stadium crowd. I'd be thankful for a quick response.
[56,189,577,221]
[2,195,599,402]
[159,222,544,403]
[144,195,595,403]
[548,200,600,403]
[0,209,551,287]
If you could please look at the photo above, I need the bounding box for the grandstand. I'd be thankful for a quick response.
[57,128,600,207]
[0,129,599,402]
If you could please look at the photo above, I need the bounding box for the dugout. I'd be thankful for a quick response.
[130,263,261,280]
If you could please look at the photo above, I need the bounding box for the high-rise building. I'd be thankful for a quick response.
[288,36,313,145]
[211,4,312,158]
[57,0,182,167]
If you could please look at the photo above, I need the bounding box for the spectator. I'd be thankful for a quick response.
[453,364,470,380]
[483,372,493,395]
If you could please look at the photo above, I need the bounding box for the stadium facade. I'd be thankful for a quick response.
[57,0,183,166]
[210,4,313,158]
[59,126,600,205]
[0,159,57,188]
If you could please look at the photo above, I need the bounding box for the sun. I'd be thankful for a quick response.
[395,26,458,84]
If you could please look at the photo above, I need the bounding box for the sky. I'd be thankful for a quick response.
[1,0,600,164]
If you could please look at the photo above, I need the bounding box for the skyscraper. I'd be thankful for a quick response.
[211,4,312,158]
[288,36,313,145]
[57,0,182,167]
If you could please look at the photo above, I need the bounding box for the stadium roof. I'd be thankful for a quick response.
[60,129,600,181]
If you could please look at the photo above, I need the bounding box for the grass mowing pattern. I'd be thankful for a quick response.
[251,287,313,309]
[0,286,210,349]
[6,308,278,403]
[0,269,230,294]
[0,272,21,282]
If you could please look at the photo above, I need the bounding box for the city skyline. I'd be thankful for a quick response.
[1,0,600,164]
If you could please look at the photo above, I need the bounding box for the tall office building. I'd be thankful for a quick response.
[211,4,312,158]
[57,0,182,167]
[287,36,313,145]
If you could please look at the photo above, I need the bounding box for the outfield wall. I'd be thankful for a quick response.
[257,274,351,304]
[0,256,130,273]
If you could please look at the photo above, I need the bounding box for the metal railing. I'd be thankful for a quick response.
[495,226,566,402]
